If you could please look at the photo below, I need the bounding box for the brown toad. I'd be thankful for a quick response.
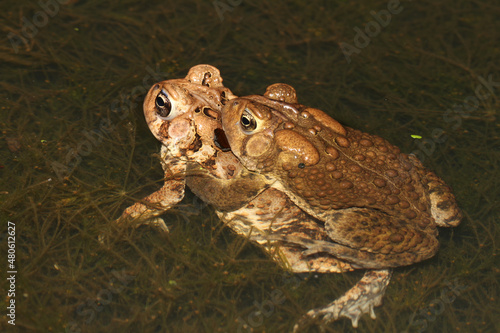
[114,64,270,229]
[220,83,462,328]
[114,66,396,330]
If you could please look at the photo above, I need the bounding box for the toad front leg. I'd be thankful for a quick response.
[114,157,188,233]
[294,269,392,331]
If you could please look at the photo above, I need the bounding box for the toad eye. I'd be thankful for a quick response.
[240,109,257,131]
[155,90,171,118]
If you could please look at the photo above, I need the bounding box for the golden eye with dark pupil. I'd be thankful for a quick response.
[240,110,257,131]
[155,91,171,118]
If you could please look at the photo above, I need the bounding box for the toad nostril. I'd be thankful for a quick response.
[221,91,228,105]
[202,107,218,119]
[202,72,211,86]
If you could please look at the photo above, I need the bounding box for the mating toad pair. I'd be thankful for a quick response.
[115,64,461,330]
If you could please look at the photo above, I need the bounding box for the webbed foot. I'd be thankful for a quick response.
[293,269,392,331]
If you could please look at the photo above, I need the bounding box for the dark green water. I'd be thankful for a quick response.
[0,0,498,332]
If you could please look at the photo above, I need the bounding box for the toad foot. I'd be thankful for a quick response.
[293,269,391,331]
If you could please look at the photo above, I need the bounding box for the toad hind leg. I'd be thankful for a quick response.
[408,154,462,227]
[293,269,392,332]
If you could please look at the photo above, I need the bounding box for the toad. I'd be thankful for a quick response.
[114,64,270,230]
[220,83,462,329]
[115,65,370,291]
[114,66,458,330]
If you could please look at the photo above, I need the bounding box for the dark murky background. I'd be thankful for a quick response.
[0,0,498,332]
